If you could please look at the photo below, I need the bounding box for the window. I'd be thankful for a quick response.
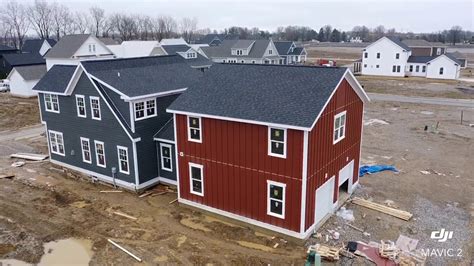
[364,64,367,68]
[364,52,368,58]
[439,67,444,75]
[422,66,426,72]
[222,59,226,63]
[94,141,106,168]
[236,49,242,55]
[333,111,346,144]
[49,130,65,156]
[409,65,413,72]
[392,65,396,72]
[267,180,286,218]
[396,65,401,73]
[376,65,379,68]
[189,163,204,196]
[88,44,96,53]
[44,93,59,113]
[252,60,256,64]
[76,95,86,118]
[80,137,91,163]
[268,49,273,55]
[117,146,129,174]
[395,53,400,59]
[134,99,156,120]
[268,127,286,158]
[186,52,196,58]
[160,143,172,172]
[376,52,380,59]
[436,48,441,55]
[188,116,202,143]
[90,96,101,120]
[241,60,245,63]
[415,65,420,72]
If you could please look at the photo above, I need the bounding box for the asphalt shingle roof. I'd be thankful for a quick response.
[168,64,348,128]
[0,44,18,52]
[386,36,411,51]
[162,44,192,55]
[274,41,293,55]
[407,56,435,63]
[201,39,271,59]
[231,40,255,49]
[81,55,204,98]
[22,39,56,54]
[32,65,77,93]
[443,53,462,65]
[45,34,90,58]
[2,53,45,66]
[13,64,46,80]
[402,39,433,47]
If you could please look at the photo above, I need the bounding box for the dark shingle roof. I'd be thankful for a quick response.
[274,41,293,55]
[386,36,411,51]
[2,53,45,66]
[81,55,204,98]
[402,39,433,47]
[162,44,192,55]
[195,34,238,45]
[12,64,46,80]
[22,39,56,54]
[443,53,462,65]
[32,65,77,93]
[201,39,271,59]
[45,34,91,58]
[407,56,435,63]
[0,44,18,52]
[168,64,348,129]
[154,118,175,141]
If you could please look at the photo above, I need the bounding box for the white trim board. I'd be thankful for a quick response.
[153,138,176,144]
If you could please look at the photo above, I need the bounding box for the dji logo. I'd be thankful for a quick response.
[431,229,453,242]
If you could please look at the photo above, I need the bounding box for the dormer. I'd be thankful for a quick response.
[231,40,255,56]
[289,42,296,53]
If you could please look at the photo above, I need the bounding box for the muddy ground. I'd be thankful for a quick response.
[0,99,473,265]
[0,94,40,131]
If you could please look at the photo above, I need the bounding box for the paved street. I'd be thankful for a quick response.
[368,93,474,108]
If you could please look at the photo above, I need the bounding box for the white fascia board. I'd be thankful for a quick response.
[122,88,187,102]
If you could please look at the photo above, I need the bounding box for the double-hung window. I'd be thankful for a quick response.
[395,53,400,59]
[49,130,65,156]
[44,94,60,113]
[76,95,86,118]
[439,67,444,75]
[376,52,380,59]
[134,99,156,120]
[267,180,286,219]
[268,127,286,158]
[117,146,129,174]
[94,141,106,168]
[160,143,172,172]
[187,52,196,58]
[80,137,91,163]
[189,163,204,196]
[333,111,346,144]
[90,96,101,120]
[188,116,202,143]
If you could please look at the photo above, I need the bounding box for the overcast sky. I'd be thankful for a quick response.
[17,0,474,32]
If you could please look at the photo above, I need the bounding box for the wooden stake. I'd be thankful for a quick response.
[108,239,142,262]
[138,191,152,198]
[346,223,364,232]
[113,211,138,221]
[169,198,178,204]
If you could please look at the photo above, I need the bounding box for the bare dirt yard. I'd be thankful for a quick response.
[0,98,473,265]
[0,94,40,131]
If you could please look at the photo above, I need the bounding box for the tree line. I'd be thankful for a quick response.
[1,0,472,49]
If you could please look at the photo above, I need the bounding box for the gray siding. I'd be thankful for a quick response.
[156,141,177,181]
[101,84,131,127]
[39,73,136,184]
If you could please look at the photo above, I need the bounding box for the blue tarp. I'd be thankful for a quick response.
[359,165,398,177]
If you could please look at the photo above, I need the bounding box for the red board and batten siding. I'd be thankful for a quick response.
[175,115,304,232]
[304,78,364,231]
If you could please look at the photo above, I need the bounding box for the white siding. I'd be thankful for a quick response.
[46,58,79,70]
[361,37,410,77]
[8,70,39,97]
[406,63,427,77]
[39,41,52,56]
[426,56,460,80]
[73,36,113,58]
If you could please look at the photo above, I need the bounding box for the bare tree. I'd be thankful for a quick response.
[51,3,73,40]
[179,17,197,42]
[89,7,105,37]
[0,0,30,49]
[28,0,54,39]
[157,16,177,40]
[109,13,137,41]
[136,15,153,40]
[372,25,386,40]
[448,26,463,45]
[73,12,90,34]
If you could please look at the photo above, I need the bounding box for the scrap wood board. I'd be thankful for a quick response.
[351,197,412,221]
[10,153,48,161]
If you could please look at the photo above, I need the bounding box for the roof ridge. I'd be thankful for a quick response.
[81,54,180,64]
[218,62,347,70]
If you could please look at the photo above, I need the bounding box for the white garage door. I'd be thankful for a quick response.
[315,177,335,225]
[339,160,354,187]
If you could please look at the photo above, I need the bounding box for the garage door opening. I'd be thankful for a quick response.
[338,178,350,203]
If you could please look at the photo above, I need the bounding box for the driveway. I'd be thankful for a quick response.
[0,124,45,142]
[368,93,474,108]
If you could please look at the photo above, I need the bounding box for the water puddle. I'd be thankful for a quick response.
[39,238,93,265]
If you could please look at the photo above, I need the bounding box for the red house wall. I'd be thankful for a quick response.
[304,78,364,230]
[175,115,304,232]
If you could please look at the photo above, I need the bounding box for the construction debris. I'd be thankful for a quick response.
[100,190,123,193]
[379,240,399,261]
[113,211,138,221]
[307,244,341,261]
[346,223,364,232]
[0,174,15,179]
[10,153,48,161]
[273,243,279,248]
[351,197,413,221]
[107,239,142,262]
[336,206,355,221]
[138,191,153,198]
[11,161,25,167]
[169,198,178,204]
[395,235,419,253]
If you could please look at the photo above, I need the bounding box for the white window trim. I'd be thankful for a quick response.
[90,96,101,121]
[80,137,91,164]
[75,95,87,118]
[117,146,129,175]
[94,140,106,168]
[187,116,202,143]
[48,130,65,156]
[44,93,60,113]
[267,180,286,219]
[333,111,347,144]
[160,143,173,172]
[268,127,287,158]
[189,162,204,196]
[134,98,157,121]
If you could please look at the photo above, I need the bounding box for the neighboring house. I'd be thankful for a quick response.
[0,53,45,79]
[167,64,369,239]
[33,55,204,190]
[195,34,238,46]
[160,38,188,46]
[201,39,284,64]
[274,41,307,64]
[161,44,212,69]
[7,64,46,97]
[0,44,18,55]
[447,51,468,68]
[107,41,167,58]
[360,36,461,79]
[44,34,115,70]
[22,39,57,56]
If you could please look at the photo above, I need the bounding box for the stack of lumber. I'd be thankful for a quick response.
[10,153,48,161]
[379,240,399,261]
[307,244,341,261]
[351,197,413,221]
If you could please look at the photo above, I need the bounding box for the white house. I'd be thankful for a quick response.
[107,41,167,58]
[22,39,56,56]
[359,36,462,80]
[160,38,188,46]
[45,34,115,70]
[7,64,46,97]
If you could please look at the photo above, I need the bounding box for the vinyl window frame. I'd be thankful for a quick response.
[160,143,173,172]
[80,137,92,164]
[48,130,65,156]
[75,95,87,118]
[44,93,60,113]
[90,96,101,120]
[189,162,204,197]
[94,140,106,168]
[268,127,287,158]
[134,98,157,121]
[117,146,129,175]
[267,180,286,219]
[187,116,202,143]
[333,111,347,144]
